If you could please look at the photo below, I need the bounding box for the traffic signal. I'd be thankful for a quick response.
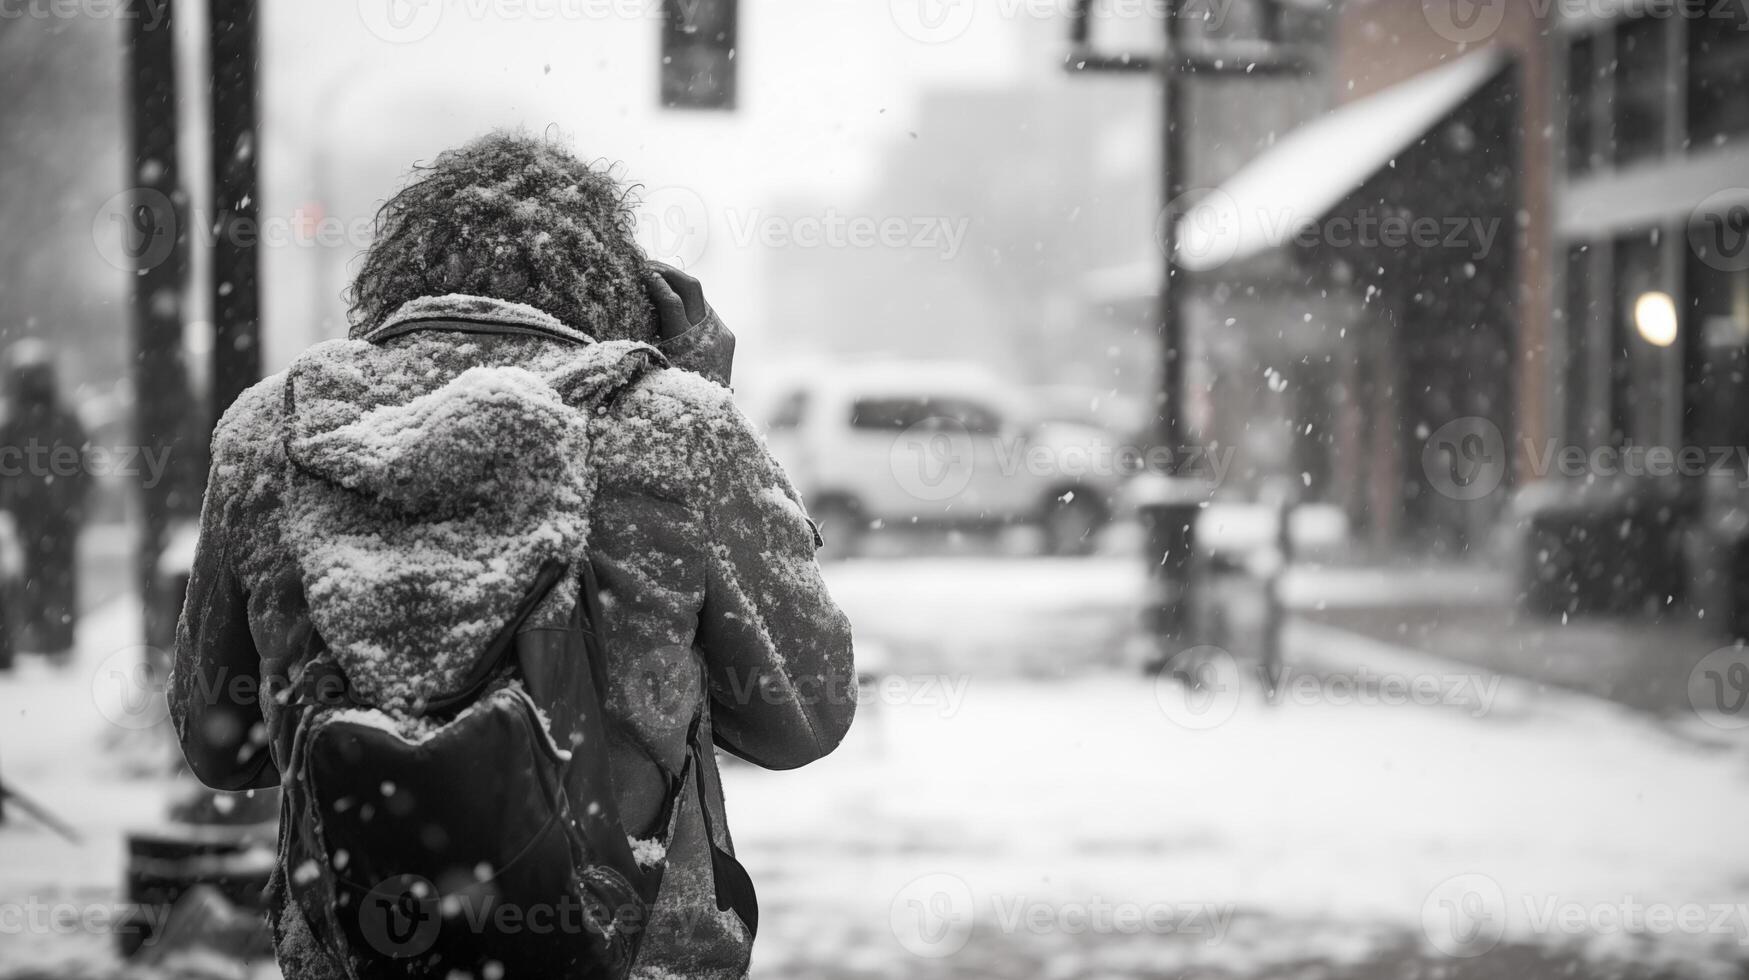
[660,0,737,110]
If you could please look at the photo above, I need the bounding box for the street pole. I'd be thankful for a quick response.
[124,0,193,643]
[1149,0,1197,652]
[1064,0,1310,663]
[208,0,262,424]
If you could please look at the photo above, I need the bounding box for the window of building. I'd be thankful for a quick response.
[1612,16,1671,166]
[1683,234,1749,470]
[1565,32,1602,175]
[1687,0,1749,150]
[1611,230,1663,446]
[1564,243,1599,448]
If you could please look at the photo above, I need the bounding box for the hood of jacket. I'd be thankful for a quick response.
[281,294,658,709]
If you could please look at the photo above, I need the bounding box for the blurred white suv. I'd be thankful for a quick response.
[762,362,1129,556]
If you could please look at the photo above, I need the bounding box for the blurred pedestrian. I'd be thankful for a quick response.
[0,340,90,661]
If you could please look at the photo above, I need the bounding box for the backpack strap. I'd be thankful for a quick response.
[419,560,568,715]
[687,710,761,938]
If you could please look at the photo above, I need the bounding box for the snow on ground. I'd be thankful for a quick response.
[820,557,1147,677]
[727,671,1749,976]
[0,597,181,970]
[737,557,1749,977]
[3,558,1748,978]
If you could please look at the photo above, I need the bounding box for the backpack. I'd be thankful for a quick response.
[272,321,751,979]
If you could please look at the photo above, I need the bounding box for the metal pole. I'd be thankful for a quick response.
[1062,2,1309,663]
[124,0,192,638]
[208,0,262,424]
[1144,0,1200,654]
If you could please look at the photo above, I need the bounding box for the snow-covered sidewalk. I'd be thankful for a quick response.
[0,596,183,972]
[729,558,1749,977]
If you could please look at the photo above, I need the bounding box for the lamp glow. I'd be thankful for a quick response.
[1634,291,1679,348]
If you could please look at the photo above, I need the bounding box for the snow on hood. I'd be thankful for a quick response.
[281,295,658,710]
[288,361,584,518]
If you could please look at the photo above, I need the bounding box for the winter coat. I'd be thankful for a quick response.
[169,294,857,980]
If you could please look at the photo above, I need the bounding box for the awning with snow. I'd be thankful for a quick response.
[1175,49,1510,273]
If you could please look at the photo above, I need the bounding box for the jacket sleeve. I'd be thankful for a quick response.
[168,450,278,792]
[696,396,855,770]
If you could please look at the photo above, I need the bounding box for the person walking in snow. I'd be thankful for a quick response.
[170,132,854,980]
[0,340,90,662]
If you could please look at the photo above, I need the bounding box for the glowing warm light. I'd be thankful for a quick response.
[1634,291,1679,348]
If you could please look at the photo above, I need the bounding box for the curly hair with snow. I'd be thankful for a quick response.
[346,131,658,343]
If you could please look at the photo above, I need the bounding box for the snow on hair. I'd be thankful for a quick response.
[346,130,658,343]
